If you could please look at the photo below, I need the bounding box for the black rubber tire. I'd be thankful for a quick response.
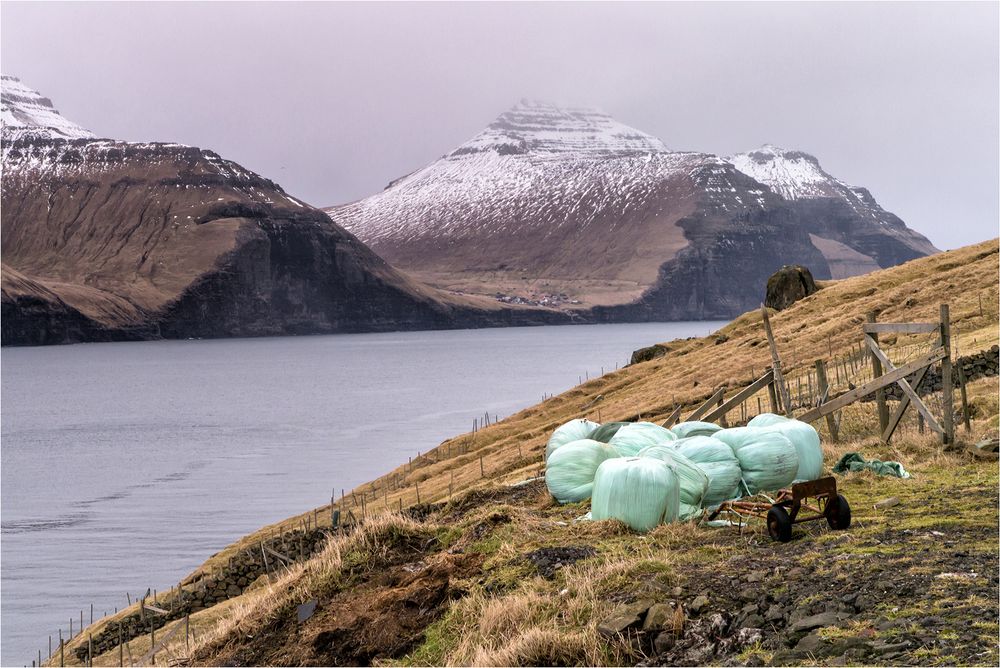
[826,493,852,530]
[767,505,793,542]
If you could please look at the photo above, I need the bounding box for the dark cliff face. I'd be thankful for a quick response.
[591,204,832,321]
[1,136,566,346]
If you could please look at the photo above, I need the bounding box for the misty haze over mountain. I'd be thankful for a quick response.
[1,1,997,252]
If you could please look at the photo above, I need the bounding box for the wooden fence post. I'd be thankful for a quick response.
[815,359,838,442]
[940,304,954,446]
[867,312,889,432]
[760,305,793,416]
[958,363,971,433]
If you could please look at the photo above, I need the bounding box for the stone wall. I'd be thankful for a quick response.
[874,346,998,402]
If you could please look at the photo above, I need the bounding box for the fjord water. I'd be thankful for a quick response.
[1,322,725,663]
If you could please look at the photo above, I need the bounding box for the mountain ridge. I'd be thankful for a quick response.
[1,76,567,346]
[327,101,937,316]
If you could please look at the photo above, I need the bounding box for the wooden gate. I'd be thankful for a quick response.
[799,304,954,445]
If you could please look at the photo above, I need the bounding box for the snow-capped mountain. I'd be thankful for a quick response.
[729,144,847,200]
[1,76,562,345]
[328,102,937,318]
[1,74,94,140]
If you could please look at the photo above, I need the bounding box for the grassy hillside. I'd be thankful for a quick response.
[50,239,999,667]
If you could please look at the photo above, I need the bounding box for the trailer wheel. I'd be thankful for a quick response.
[767,505,793,542]
[825,494,852,530]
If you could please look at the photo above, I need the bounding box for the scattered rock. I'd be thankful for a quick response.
[689,594,710,615]
[643,603,675,632]
[597,599,653,639]
[630,343,669,365]
[765,604,785,622]
[653,630,675,654]
[523,545,595,578]
[795,632,825,654]
[789,611,852,634]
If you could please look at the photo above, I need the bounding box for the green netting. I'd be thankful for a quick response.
[609,421,677,456]
[545,418,601,460]
[671,421,724,439]
[671,435,742,506]
[747,413,788,428]
[761,420,823,482]
[591,457,680,532]
[589,422,630,443]
[637,444,709,520]
[714,427,799,495]
[544,439,620,504]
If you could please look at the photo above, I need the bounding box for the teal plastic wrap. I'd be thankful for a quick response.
[715,427,799,494]
[545,418,601,460]
[637,444,709,520]
[591,457,680,532]
[763,420,823,482]
[671,421,724,439]
[589,422,630,443]
[609,421,677,456]
[545,439,619,504]
[671,435,742,506]
[747,413,787,428]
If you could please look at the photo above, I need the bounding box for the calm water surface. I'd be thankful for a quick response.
[1,322,725,664]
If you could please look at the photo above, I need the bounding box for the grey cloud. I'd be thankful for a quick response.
[2,1,996,249]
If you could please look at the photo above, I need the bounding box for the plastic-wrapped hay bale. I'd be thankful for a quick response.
[545,418,601,460]
[761,420,823,482]
[609,422,677,456]
[671,435,742,506]
[591,457,680,531]
[714,427,799,495]
[588,421,630,443]
[545,439,619,504]
[637,444,709,520]
[671,421,723,439]
[747,413,788,428]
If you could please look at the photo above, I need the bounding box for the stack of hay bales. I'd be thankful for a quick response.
[542,413,823,532]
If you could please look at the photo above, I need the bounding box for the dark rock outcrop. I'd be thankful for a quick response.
[765,265,819,311]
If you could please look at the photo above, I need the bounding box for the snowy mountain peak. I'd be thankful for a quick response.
[450,99,668,158]
[727,144,838,200]
[1,74,95,140]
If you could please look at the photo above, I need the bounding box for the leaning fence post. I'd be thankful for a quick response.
[815,359,838,442]
[760,305,792,416]
[940,304,954,446]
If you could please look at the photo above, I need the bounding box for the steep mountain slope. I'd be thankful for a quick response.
[729,145,938,278]
[328,101,937,318]
[1,77,562,346]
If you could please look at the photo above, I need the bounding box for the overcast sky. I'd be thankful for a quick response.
[2,1,997,250]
